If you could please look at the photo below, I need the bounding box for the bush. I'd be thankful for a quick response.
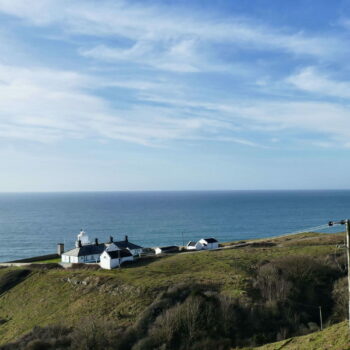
[70,318,120,350]
[332,277,348,321]
[0,325,72,350]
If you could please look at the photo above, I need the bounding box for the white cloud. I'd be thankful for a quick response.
[138,93,350,146]
[287,67,350,99]
[0,62,260,146]
[0,0,345,65]
[80,39,200,73]
[0,1,349,150]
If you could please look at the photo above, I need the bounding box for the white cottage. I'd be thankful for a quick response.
[113,235,143,257]
[61,232,143,264]
[100,249,133,269]
[61,239,109,264]
[186,241,203,251]
[154,246,179,255]
[198,238,219,250]
[61,230,116,264]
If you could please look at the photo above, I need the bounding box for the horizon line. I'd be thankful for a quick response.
[0,189,349,194]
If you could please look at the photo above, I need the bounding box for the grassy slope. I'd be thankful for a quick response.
[0,232,346,345]
[242,321,350,350]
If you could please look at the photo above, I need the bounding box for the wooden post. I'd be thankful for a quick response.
[319,306,323,330]
[346,220,350,331]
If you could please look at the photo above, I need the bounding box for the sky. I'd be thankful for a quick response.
[1,0,350,191]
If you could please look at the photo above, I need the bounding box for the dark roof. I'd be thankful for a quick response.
[107,249,133,259]
[114,240,143,250]
[63,243,107,257]
[158,246,179,252]
[203,238,218,243]
[187,241,196,246]
[63,240,142,257]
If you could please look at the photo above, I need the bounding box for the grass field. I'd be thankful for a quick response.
[0,232,346,346]
[242,321,350,350]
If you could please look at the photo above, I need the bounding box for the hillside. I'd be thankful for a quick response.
[0,232,347,348]
[243,321,349,350]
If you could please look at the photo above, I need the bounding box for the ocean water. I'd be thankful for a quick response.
[0,190,349,262]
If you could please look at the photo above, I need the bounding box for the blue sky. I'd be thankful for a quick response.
[1,0,350,191]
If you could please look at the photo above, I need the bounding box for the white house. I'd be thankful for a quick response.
[198,238,219,250]
[112,235,143,257]
[186,241,203,251]
[100,249,133,269]
[154,246,179,255]
[61,238,109,264]
[61,232,143,264]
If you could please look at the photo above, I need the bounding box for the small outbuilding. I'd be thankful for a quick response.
[186,241,203,251]
[154,246,179,255]
[100,249,134,269]
[198,238,219,250]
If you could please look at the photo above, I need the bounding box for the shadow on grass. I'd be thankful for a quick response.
[0,269,31,296]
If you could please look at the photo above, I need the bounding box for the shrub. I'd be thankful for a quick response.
[331,276,348,321]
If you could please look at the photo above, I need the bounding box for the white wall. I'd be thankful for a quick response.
[129,248,143,256]
[154,247,162,255]
[199,239,219,250]
[61,254,100,264]
[100,251,134,269]
[100,251,111,269]
[61,254,70,263]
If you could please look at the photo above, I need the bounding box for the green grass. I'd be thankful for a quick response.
[0,232,345,345]
[32,258,61,263]
[241,321,350,350]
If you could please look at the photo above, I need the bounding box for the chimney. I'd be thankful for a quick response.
[125,235,128,242]
[95,238,99,246]
[57,243,64,256]
[109,236,113,243]
[78,240,82,248]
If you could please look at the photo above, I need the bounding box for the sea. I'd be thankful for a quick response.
[0,190,349,262]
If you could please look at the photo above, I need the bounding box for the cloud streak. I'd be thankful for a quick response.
[0,0,349,151]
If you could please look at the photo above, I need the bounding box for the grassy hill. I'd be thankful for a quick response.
[0,232,347,348]
[242,321,350,350]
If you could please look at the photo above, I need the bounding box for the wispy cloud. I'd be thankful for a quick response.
[0,62,261,146]
[0,0,346,64]
[287,67,350,99]
[0,0,349,152]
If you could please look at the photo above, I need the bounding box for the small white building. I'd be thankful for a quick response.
[186,241,203,251]
[113,235,143,257]
[198,238,219,250]
[100,249,133,269]
[154,246,179,255]
[61,239,108,264]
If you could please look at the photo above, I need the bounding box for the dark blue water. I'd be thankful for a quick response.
[0,190,348,262]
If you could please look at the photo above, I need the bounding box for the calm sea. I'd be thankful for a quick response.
[0,190,348,262]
